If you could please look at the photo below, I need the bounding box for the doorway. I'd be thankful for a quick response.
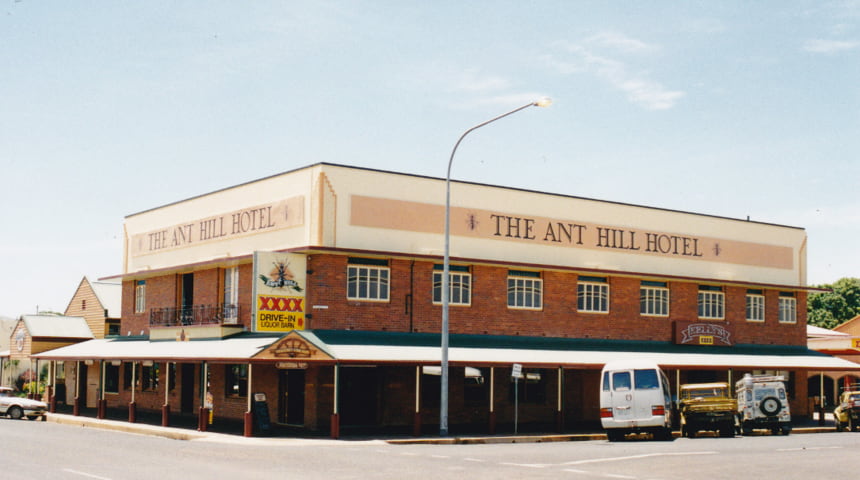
[181,273,194,324]
[181,363,195,414]
[278,369,305,425]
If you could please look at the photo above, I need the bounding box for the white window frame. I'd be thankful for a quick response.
[640,286,669,317]
[779,296,797,324]
[507,276,542,310]
[134,281,146,314]
[746,293,765,322]
[347,265,390,301]
[578,281,609,313]
[223,266,239,322]
[432,271,472,306]
[698,290,725,319]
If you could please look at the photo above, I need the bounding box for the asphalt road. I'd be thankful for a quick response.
[2,418,858,480]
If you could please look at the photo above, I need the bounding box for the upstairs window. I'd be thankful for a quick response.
[640,281,669,317]
[432,265,471,306]
[578,276,609,313]
[698,286,724,319]
[134,280,146,314]
[507,270,542,309]
[347,258,390,301]
[779,293,797,324]
[746,289,765,322]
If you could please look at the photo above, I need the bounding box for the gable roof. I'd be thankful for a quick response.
[21,315,94,339]
[90,279,122,318]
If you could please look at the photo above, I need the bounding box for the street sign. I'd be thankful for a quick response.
[512,363,523,379]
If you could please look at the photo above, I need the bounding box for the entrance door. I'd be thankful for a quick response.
[181,363,195,414]
[340,367,378,428]
[77,363,88,406]
[278,369,306,425]
[181,273,194,324]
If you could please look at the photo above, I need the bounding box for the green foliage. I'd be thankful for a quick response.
[808,277,860,328]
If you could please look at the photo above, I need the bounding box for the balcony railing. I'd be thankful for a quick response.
[150,304,242,327]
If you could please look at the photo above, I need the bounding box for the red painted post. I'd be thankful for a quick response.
[161,404,170,427]
[244,411,253,437]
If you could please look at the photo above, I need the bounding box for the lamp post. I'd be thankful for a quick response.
[440,97,552,436]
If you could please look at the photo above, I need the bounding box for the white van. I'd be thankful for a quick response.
[600,360,674,441]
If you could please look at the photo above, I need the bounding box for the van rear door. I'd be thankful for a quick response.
[610,368,661,422]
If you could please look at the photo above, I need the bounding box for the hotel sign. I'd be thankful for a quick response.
[675,320,733,347]
[349,195,794,270]
[130,196,304,257]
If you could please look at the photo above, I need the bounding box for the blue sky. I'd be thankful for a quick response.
[1,1,858,318]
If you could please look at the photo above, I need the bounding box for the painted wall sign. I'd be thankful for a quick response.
[130,196,304,257]
[252,251,307,332]
[674,320,733,347]
[349,195,794,270]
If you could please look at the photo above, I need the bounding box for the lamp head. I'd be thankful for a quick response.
[534,97,553,108]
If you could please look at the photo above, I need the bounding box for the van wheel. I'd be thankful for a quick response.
[719,425,734,437]
[781,425,791,436]
[607,430,624,442]
[8,406,23,420]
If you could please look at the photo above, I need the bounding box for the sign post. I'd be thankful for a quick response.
[512,363,523,434]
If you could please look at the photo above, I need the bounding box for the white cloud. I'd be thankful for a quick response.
[586,31,657,53]
[454,69,513,93]
[545,36,685,111]
[802,38,860,53]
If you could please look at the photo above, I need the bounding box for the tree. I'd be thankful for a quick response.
[808,277,860,329]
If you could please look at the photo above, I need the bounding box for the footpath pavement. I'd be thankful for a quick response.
[44,412,837,446]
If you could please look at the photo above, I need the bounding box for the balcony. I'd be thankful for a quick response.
[149,304,242,328]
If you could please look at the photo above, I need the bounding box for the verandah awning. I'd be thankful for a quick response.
[32,329,860,372]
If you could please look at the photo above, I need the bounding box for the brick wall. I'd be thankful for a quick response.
[304,254,807,346]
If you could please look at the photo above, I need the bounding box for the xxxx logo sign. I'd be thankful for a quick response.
[258,295,304,312]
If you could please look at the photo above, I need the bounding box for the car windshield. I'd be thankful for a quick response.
[684,388,725,399]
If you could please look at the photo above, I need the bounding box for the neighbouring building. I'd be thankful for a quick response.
[808,318,860,407]
[9,315,93,398]
[64,277,122,339]
[36,163,860,437]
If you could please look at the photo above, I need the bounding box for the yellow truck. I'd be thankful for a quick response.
[679,382,738,438]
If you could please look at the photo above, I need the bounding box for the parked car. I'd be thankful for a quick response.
[600,360,674,441]
[0,386,47,420]
[735,374,791,435]
[679,382,738,438]
[834,389,860,432]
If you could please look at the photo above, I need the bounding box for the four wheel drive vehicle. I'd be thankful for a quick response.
[834,390,860,432]
[600,360,674,441]
[735,374,791,435]
[0,386,47,420]
[679,382,738,438]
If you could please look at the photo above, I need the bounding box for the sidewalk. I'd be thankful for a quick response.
[44,410,837,446]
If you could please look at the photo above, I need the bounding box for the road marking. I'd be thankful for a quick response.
[62,469,113,480]
[603,474,637,479]
[500,462,548,468]
[563,451,718,466]
[431,454,450,459]
[463,458,486,462]
[777,446,843,451]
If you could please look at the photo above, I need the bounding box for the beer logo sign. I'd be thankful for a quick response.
[259,260,303,293]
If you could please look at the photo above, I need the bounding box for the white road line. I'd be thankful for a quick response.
[563,468,590,474]
[563,451,718,466]
[500,462,548,468]
[62,469,113,480]
[603,474,637,479]
[431,455,450,459]
[777,446,843,451]
[463,458,486,462]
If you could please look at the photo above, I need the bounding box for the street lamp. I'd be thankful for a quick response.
[440,97,552,436]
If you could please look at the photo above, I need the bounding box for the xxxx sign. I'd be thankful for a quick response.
[253,251,307,332]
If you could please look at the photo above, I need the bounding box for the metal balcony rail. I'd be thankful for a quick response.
[149,303,241,327]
